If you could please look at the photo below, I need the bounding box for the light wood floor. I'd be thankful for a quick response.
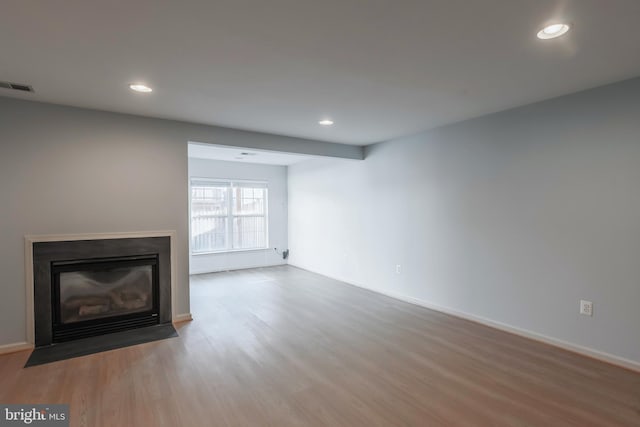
[1,266,639,426]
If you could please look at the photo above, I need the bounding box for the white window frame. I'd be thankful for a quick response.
[189,178,269,255]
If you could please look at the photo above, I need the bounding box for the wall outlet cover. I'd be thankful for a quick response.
[580,300,593,316]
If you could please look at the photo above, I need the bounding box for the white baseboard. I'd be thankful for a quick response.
[190,262,287,275]
[289,263,640,373]
[0,341,33,355]
[174,313,193,323]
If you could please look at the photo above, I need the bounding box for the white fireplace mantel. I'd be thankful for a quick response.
[24,230,180,346]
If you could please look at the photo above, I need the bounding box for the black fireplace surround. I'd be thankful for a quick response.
[33,237,172,347]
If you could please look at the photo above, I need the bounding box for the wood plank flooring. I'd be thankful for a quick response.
[1,266,639,426]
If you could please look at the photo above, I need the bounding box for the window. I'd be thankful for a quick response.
[190,179,268,254]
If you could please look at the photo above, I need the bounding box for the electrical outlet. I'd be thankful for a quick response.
[580,300,593,316]
[395,264,401,274]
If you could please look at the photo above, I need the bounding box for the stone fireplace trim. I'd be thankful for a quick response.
[24,230,180,346]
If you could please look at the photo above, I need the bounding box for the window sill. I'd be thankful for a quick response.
[191,247,270,256]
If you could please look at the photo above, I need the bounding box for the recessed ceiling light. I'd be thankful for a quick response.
[537,23,570,40]
[129,83,153,93]
[319,119,334,126]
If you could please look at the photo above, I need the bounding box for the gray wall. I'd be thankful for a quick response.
[0,97,346,346]
[188,158,288,274]
[288,77,640,364]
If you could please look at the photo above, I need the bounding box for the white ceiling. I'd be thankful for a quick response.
[188,143,313,165]
[1,1,639,145]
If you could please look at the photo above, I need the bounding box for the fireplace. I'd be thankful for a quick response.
[51,255,160,342]
[32,236,172,348]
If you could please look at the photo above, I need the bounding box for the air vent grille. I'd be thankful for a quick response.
[0,81,34,93]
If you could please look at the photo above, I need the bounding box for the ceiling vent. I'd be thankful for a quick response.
[0,81,34,93]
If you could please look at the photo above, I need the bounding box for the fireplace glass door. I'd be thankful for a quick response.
[52,255,159,341]
[58,264,153,323]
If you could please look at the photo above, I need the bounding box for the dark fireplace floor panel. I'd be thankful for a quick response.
[25,324,178,368]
